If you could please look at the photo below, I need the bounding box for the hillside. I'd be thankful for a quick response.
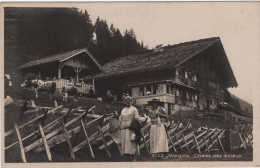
[231,94,253,114]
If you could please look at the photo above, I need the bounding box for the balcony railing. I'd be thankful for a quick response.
[53,78,93,94]
[173,75,200,89]
[133,94,175,105]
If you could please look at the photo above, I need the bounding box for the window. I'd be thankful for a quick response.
[191,93,194,101]
[182,68,185,77]
[139,87,144,96]
[186,91,190,100]
[171,86,174,94]
[146,86,151,95]
[206,99,210,109]
[212,99,215,105]
[175,89,179,96]
[175,89,179,104]
[194,74,197,81]
[166,85,170,94]
[209,98,214,106]
[194,93,198,101]
[183,91,187,101]
[152,85,158,95]
[191,74,196,81]
[175,69,179,76]
[185,72,188,78]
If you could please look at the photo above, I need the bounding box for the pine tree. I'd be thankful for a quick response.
[5,7,147,71]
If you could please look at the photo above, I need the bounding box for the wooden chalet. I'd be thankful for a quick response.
[19,48,104,95]
[95,37,238,114]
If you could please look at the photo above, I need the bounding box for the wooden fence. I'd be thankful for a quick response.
[5,101,253,162]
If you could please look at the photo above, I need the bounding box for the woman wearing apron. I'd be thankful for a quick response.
[148,98,169,158]
[119,95,145,161]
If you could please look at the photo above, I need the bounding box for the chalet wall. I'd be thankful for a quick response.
[176,49,225,111]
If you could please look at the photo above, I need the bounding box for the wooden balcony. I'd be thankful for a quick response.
[53,78,93,95]
[172,76,200,90]
[133,94,175,105]
[216,89,225,98]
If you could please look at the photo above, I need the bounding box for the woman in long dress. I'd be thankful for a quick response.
[119,96,144,161]
[148,98,169,156]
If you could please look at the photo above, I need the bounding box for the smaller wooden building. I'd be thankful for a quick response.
[19,48,104,95]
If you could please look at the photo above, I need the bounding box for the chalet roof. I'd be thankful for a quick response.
[97,37,220,77]
[96,37,238,88]
[19,48,104,72]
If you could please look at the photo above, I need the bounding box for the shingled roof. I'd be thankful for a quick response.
[19,48,103,71]
[96,37,221,78]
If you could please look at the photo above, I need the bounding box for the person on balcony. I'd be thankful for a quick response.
[147,98,169,158]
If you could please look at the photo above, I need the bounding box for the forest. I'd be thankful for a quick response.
[4,7,148,72]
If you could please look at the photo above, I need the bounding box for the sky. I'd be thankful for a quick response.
[73,2,259,104]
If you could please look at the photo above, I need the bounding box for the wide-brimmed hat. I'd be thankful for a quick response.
[147,98,164,106]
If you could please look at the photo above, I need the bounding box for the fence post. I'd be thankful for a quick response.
[38,122,52,161]
[61,121,75,160]
[193,134,201,154]
[97,124,112,158]
[182,133,190,152]
[14,123,27,163]
[217,132,226,154]
[38,108,52,161]
[80,118,95,159]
